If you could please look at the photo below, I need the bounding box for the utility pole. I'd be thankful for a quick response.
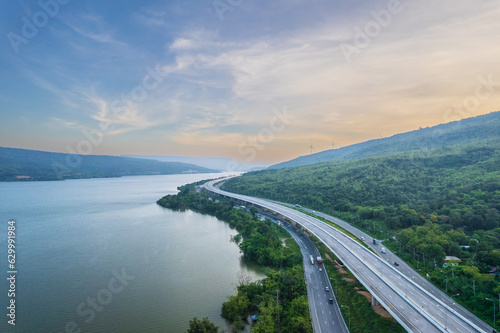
[341,305,350,330]
[486,298,496,327]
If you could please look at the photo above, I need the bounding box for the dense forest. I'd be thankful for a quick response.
[223,143,500,327]
[0,147,215,181]
[159,182,404,332]
[157,183,312,332]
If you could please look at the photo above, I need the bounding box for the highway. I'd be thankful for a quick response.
[294,205,495,333]
[204,178,494,333]
[259,212,348,333]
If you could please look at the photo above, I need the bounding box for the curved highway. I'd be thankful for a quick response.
[294,205,494,333]
[261,212,348,333]
[204,178,494,333]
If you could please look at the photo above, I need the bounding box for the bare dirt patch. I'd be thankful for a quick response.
[342,277,357,284]
[334,260,348,274]
[357,290,372,302]
[373,304,393,319]
[356,291,394,319]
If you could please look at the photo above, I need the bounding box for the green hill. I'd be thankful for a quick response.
[222,115,500,326]
[0,147,217,181]
[270,111,500,169]
[225,145,500,234]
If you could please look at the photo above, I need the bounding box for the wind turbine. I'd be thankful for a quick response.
[308,142,314,154]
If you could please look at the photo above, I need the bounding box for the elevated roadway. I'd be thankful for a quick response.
[261,212,348,332]
[204,178,494,333]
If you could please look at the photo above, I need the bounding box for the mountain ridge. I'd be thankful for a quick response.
[122,155,269,171]
[0,147,217,181]
[270,111,500,169]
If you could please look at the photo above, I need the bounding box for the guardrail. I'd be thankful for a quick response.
[282,207,484,333]
[203,179,488,333]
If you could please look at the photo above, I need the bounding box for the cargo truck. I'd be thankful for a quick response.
[310,255,314,265]
[317,256,322,264]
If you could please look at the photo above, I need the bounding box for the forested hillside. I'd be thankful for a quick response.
[223,143,500,326]
[0,147,216,181]
[225,144,499,264]
[270,111,500,169]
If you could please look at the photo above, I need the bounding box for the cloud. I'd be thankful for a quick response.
[6,0,498,162]
[158,0,500,152]
[51,117,78,128]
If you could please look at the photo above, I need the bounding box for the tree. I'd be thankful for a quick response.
[186,317,219,333]
[221,294,250,322]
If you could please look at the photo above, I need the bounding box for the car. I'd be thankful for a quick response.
[394,261,399,266]
[325,286,330,292]
[329,298,333,304]
[319,267,323,272]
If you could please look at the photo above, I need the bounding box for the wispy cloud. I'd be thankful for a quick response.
[158,1,500,152]
[51,117,78,128]
[3,0,498,161]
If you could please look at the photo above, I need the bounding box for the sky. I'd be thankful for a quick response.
[0,0,499,165]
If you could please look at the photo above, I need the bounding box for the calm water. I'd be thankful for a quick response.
[0,174,263,332]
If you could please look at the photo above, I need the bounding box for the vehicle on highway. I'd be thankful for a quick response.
[319,267,323,272]
[325,286,330,292]
[310,255,315,265]
[295,204,302,208]
[394,261,399,266]
[381,247,386,254]
[317,256,322,264]
[329,298,333,304]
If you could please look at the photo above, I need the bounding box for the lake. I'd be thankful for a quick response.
[0,174,264,332]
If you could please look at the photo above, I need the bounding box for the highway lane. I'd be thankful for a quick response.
[294,206,494,333]
[204,178,492,333]
[263,213,348,333]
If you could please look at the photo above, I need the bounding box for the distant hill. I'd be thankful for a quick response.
[0,147,217,181]
[122,155,269,171]
[270,111,500,169]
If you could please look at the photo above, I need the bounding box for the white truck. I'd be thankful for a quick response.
[310,255,315,265]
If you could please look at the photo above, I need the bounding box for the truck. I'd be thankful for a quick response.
[317,256,322,264]
[373,239,379,245]
[309,255,315,265]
